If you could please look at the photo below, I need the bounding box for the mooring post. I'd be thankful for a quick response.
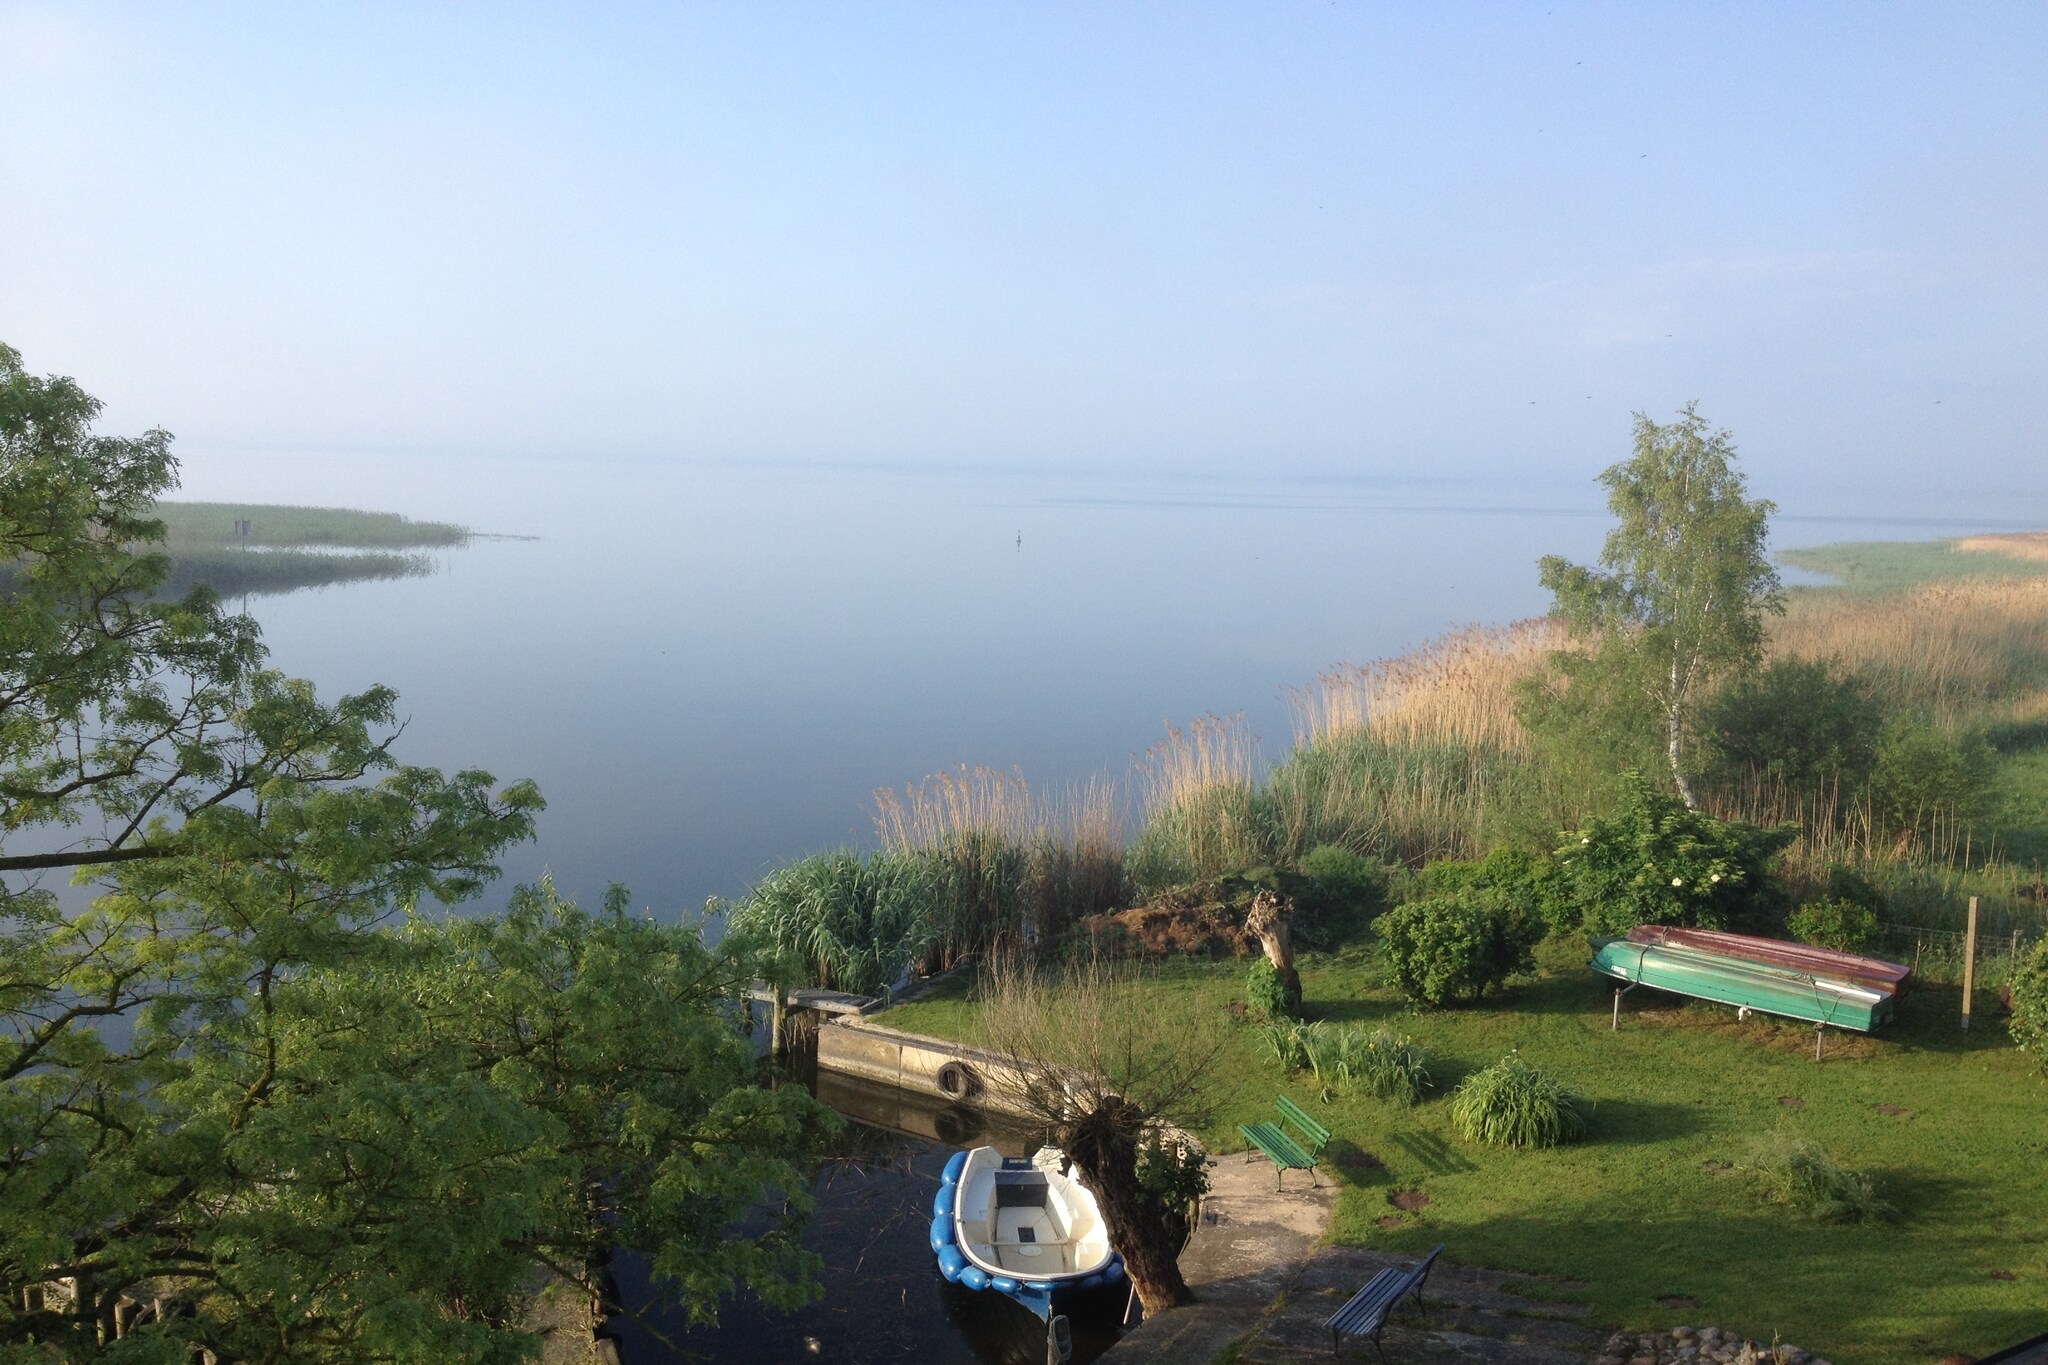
[770,985,788,1059]
[1961,896,1979,1032]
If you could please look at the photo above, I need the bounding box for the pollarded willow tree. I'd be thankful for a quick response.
[1537,403,1783,808]
[974,953,1218,1315]
[0,342,837,1362]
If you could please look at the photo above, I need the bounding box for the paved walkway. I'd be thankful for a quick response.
[1098,1156,1601,1365]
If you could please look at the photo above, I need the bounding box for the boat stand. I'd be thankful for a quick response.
[1610,981,1639,1030]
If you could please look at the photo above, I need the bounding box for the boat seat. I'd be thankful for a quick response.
[995,1207,1056,1246]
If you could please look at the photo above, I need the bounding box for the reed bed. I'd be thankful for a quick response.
[1956,531,2048,564]
[1288,620,1563,753]
[874,765,1128,956]
[1768,578,2048,726]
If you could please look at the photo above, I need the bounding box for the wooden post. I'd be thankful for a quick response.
[1612,987,1623,1030]
[770,985,788,1059]
[1961,896,1979,1031]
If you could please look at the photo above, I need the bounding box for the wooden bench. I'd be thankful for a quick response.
[1326,1244,1443,1359]
[1238,1095,1331,1188]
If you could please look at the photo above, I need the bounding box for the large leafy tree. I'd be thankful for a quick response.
[1537,404,1783,808]
[1,343,834,1361]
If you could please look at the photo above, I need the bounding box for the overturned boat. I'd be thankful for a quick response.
[930,1146,1126,1321]
[1591,931,1901,1033]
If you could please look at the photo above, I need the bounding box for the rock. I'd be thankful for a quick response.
[1674,1326,1697,1340]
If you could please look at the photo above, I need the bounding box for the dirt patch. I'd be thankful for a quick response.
[1335,1150,1384,1172]
[1390,1189,1430,1211]
[1657,1294,1702,1310]
[1777,1095,1806,1108]
[1376,1216,1406,1230]
[1991,1270,2018,1281]
[1702,1160,1734,1175]
[1876,1103,1911,1117]
[1082,884,1255,958]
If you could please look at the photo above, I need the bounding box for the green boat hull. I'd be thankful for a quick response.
[1590,937,1895,1032]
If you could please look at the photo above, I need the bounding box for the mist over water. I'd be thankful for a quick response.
[169,452,2048,919]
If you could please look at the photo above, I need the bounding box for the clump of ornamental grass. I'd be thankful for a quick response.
[1742,1132,1898,1223]
[1259,1020,1325,1073]
[1324,1026,1432,1105]
[1449,1053,1588,1149]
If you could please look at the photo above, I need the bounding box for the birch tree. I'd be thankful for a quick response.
[1538,404,1782,808]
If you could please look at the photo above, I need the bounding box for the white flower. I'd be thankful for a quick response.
[1581,837,1591,845]
[1710,873,1721,883]
[1671,877,1684,886]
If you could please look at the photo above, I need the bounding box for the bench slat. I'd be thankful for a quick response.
[1325,1245,1446,1351]
[1239,1122,1314,1169]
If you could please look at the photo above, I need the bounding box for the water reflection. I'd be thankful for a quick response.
[608,1072,1133,1364]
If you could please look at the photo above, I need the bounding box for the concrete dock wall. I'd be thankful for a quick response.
[814,1018,1042,1119]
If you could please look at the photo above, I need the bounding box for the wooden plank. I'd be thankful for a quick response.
[1962,896,1979,1031]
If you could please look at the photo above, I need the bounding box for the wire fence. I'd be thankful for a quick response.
[1873,919,2043,988]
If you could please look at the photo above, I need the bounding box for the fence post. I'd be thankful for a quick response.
[1961,897,1978,1032]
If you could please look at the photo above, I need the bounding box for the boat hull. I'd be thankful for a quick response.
[1624,925,1909,995]
[1591,936,1895,1032]
[930,1147,1126,1321]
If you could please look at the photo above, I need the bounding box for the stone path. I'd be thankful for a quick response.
[1098,1155,1604,1364]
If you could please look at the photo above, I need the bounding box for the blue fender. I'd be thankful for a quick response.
[990,1276,1020,1295]
[1104,1256,1125,1282]
[941,1150,969,1185]
[936,1245,967,1282]
[1080,1274,1103,1290]
[933,1184,956,1218]
[959,1265,990,1292]
[929,1217,953,1253]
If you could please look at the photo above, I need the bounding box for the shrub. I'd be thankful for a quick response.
[1246,956,1301,1022]
[1298,844,1387,945]
[1450,1054,1588,1148]
[1379,893,1540,1006]
[2011,940,2048,1066]
[1701,657,1882,796]
[1259,1020,1324,1071]
[1320,1026,1431,1105]
[1554,773,1795,936]
[1417,844,1572,937]
[1786,897,1880,953]
[1742,1132,1897,1223]
[726,849,941,993]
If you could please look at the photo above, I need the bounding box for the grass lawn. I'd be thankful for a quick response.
[884,942,2048,1362]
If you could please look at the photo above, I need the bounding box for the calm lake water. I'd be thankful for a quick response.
[163,452,2041,1364]
[171,452,2047,920]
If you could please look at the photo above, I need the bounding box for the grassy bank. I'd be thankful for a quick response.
[151,500,471,595]
[1778,534,2048,593]
[884,946,2046,1362]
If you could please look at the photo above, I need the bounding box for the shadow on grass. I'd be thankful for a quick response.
[1585,1099,1707,1147]
[1387,1129,1477,1176]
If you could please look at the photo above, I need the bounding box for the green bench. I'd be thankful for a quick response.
[1239,1094,1331,1188]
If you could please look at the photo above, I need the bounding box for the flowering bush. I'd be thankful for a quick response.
[1554,773,1795,936]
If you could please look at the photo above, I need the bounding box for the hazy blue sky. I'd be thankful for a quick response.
[2,3,2043,493]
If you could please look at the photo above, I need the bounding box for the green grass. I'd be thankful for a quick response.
[882,942,2048,1361]
[1777,538,2048,592]
[145,501,471,596]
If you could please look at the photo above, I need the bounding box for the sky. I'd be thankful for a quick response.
[2,2,2044,499]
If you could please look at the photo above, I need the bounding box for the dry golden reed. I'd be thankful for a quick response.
[1287,620,1564,753]
[1132,713,1261,811]
[1956,531,2048,564]
[874,765,1124,855]
[1768,577,2048,725]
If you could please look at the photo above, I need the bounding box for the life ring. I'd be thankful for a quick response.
[934,1060,984,1100]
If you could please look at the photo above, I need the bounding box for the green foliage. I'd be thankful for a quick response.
[1297,843,1387,944]
[1553,773,1795,935]
[1786,897,1881,953]
[1416,844,1572,936]
[2010,940,2048,1066]
[0,344,838,1359]
[1245,955,1301,1021]
[725,848,944,993]
[1700,657,1882,797]
[1450,1053,1589,1149]
[1869,717,1996,850]
[1777,538,2048,592]
[1742,1133,1898,1223]
[1537,403,1783,805]
[1125,782,1281,898]
[1259,1019,1323,1072]
[1319,1026,1431,1105]
[1378,892,1539,1006]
